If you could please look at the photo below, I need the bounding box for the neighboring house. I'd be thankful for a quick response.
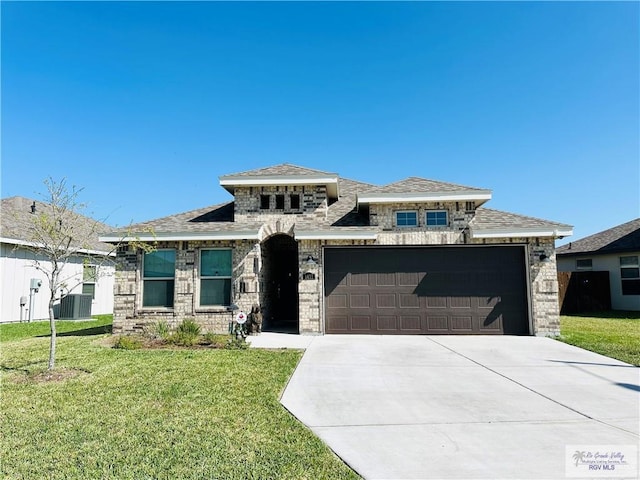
[1,196,115,322]
[557,218,640,311]
[101,164,572,336]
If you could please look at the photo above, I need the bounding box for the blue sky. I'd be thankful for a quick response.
[2,1,638,244]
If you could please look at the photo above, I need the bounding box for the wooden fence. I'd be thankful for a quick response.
[557,271,611,314]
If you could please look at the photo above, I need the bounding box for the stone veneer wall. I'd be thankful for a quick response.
[233,185,329,220]
[113,206,560,336]
[113,240,260,334]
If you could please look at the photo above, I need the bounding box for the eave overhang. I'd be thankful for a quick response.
[219,174,340,200]
[99,230,261,243]
[294,230,379,241]
[357,190,492,206]
[1,237,115,256]
[470,226,574,239]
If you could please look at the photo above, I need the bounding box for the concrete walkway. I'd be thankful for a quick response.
[280,335,639,480]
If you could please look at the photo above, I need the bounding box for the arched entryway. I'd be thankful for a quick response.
[260,234,299,333]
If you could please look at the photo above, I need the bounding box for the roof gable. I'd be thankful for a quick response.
[557,218,640,256]
[219,163,340,199]
[222,163,337,178]
[1,196,113,253]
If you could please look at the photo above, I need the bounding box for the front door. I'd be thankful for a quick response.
[261,234,299,332]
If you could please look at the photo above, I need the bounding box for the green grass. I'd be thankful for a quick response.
[559,311,640,366]
[0,315,113,343]
[0,325,359,479]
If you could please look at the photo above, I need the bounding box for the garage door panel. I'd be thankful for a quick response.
[350,294,370,308]
[376,273,396,286]
[327,316,348,332]
[376,294,396,308]
[377,316,398,331]
[427,316,449,331]
[351,316,372,330]
[451,316,473,331]
[350,273,369,286]
[400,315,421,331]
[324,246,529,335]
[399,294,420,308]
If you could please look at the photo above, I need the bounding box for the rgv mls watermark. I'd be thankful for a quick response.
[566,445,638,478]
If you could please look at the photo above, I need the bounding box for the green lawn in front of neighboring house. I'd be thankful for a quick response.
[0,328,359,480]
[0,315,113,343]
[559,311,640,366]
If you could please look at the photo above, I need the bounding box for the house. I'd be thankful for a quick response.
[101,164,572,336]
[557,219,640,311]
[0,196,115,322]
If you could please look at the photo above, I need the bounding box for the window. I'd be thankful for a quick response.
[426,210,448,226]
[200,249,232,306]
[82,265,96,299]
[143,250,175,307]
[260,194,270,210]
[290,194,300,210]
[576,259,593,270]
[620,256,640,295]
[275,194,285,210]
[396,211,418,227]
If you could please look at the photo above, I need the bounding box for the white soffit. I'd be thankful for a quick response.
[358,190,492,204]
[294,230,378,240]
[99,231,261,243]
[470,227,574,239]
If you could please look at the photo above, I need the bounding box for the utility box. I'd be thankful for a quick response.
[59,294,93,320]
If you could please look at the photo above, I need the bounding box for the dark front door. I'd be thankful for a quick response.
[324,246,529,335]
[261,234,299,332]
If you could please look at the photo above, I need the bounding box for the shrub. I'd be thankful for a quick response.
[177,318,201,336]
[169,319,201,347]
[225,336,248,350]
[113,335,143,350]
[144,320,171,340]
[169,332,199,347]
[201,333,228,348]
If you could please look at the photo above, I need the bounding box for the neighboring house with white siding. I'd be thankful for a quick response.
[1,196,115,322]
[557,218,640,311]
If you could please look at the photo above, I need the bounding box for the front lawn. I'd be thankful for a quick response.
[0,315,113,342]
[559,311,640,366]
[0,326,359,479]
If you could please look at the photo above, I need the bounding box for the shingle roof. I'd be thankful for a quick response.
[221,163,337,178]
[556,218,640,256]
[363,177,489,195]
[1,196,113,252]
[104,164,570,240]
[471,208,572,232]
[117,176,374,235]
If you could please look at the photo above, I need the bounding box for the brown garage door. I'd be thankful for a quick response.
[324,246,529,335]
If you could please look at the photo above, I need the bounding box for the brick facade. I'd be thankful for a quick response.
[111,167,569,337]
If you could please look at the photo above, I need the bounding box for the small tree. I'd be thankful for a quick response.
[15,177,151,370]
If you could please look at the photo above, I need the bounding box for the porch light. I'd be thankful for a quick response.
[539,254,550,262]
[305,255,317,266]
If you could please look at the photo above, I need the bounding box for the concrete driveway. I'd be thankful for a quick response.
[280,335,639,479]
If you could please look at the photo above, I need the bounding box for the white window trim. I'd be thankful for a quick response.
[141,248,176,310]
[425,209,448,227]
[82,264,97,300]
[620,255,639,279]
[575,258,593,270]
[198,248,233,308]
[395,210,418,228]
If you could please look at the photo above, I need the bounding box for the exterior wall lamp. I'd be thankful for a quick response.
[305,255,318,266]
